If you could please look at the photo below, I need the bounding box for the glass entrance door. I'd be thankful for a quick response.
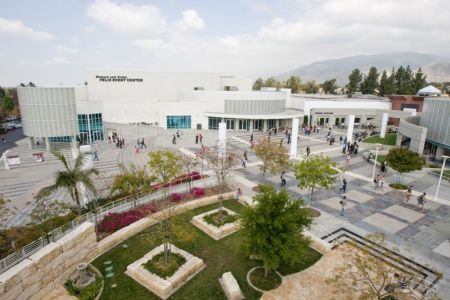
[253,120,263,131]
[225,118,235,130]
[80,132,88,144]
[92,131,103,142]
[238,119,249,131]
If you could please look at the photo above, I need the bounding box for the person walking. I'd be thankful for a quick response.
[172,134,176,144]
[287,133,291,144]
[339,136,343,145]
[243,150,248,161]
[405,186,413,204]
[280,171,287,187]
[235,188,243,201]
[141,138,146,149]
[93,150,99,161]
[339,178,347,193]
[195,134,199,144]
[306,146,311,157]
[417,192,426,212]
[345,153,351,167]
[374,174,380,189]
[340,196,347,216]
[250,133,254,143]
[380,175,385,192]
[241,156,246,168]
[199,134,203,144]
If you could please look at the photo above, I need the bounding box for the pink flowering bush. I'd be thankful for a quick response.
[151,172,203,191]
[98,203,158,234]
[192,187,205,198]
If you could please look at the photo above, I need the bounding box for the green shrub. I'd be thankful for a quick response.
[203,210,237,227]
[143,252,186,278]
[389,183,408,190]
[65,277,103,300]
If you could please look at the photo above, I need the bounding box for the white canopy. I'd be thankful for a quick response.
[417,85,442,95]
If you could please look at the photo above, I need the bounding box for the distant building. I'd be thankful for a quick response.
[416,85,442,97]
[387,95,425,126]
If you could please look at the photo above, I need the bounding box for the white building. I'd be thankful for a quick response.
[18,70,398,150]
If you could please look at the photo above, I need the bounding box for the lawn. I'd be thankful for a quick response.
[376,155,386,163]
[92,200,322,300]
[363,133,397,145]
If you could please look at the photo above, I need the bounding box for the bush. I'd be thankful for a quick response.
[142,252,186,278]
[151,172,202,191]
[171,193,183,202]
[98,203,158,234]
[389,183,408,190]
[192,187,205,198]
[65,276,103,300]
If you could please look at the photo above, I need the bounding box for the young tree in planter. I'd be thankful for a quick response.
[37,151,99,215]
[110,163,155,209]
[241,185,312,277]
[179,154,199,192]
[147,150,182,263]
[254,138,290,177]
[294,155,339,207]
[385,148,424,183]
[205,147,239,214]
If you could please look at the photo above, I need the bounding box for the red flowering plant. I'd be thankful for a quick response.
[98,203,158,234]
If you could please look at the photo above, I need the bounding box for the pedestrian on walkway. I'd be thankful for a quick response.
[93,150,99,161]
[417,192,426,212]
[195,134,199,144]
[141,138,146,149]
[339,178,347,193]
[172,134,176,144]
[241,156,246,168]
[243,150,248,161]
[250,133,254,143]
[199,134,203,144]
[235,188,243,200]
[287,133,291,144]
[306,146,311,157]
[176,130,180,138]
[280,171,287,187]
[340,196,347,216]
[380,175,385,192]
[374,174,380,189]
[339,136,343,145]
[345,153,351,167]
[405,185,413,204]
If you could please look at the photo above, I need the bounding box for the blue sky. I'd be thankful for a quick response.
[1,0,449,86]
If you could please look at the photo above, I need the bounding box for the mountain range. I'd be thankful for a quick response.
[278,52,450,85]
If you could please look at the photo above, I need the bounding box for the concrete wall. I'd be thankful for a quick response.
[0,192,234,300]
[420,97,450,148]
[398,116,428,153]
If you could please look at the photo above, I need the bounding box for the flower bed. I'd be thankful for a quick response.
[142,252,187,279]
[171,187,205,202]
[151,172,202,191]
[98,203,158,234]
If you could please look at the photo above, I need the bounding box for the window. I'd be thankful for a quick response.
[238,119,249,131]
[225,118,235,130]
[267,119,276,129]
[167,116,191,129]
[77,113,104,143]
[49,136,72,143]
[208,117,221,130]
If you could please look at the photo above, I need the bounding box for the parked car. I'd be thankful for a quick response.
[13,123,22,129]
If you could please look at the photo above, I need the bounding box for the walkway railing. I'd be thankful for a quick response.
[0,175,215,274]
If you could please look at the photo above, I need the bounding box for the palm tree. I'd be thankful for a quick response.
[37,151,99,215]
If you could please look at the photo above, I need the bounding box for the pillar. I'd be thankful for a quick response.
[234,119,237,132]
[380,112,389,138]
[218,122,227,158]
[249,120,253,133]
[276,119,279,129]
[263,120,267,132]
[290,118,300,159]
[71,135,77,149]
[346,114,355,142]
[45,137,51,152]
[27,137,34,150]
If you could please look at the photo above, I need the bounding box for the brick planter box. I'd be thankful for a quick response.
[191,208,240,240]
[125,244,204,299]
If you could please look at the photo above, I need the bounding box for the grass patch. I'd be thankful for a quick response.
[363,133,397,145]
[432,170,450,180]
[389,183,408,190]
[376,155,386,163]
[65,277,103,300]
[249,268,281,291]
[203,210,238,227]
[92,200,321,300]
[143,252,186,279]
[304,207,321,218]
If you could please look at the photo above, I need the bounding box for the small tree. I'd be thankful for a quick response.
[327,233,429,299]
[110,163,155,209]
[385,148,424,183]
[254,138,290,177]
[241,185,312,277]
[205,147,239,213]
[147,150,182,263]
[37,151,99,215]
[2,95,14,114]
[294,155,339,207]
[179,154,199,192]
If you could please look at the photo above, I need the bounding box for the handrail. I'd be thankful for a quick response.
[0,174,212,274]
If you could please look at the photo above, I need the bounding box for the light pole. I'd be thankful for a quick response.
[434,155,449,201]
[372,143,382,180]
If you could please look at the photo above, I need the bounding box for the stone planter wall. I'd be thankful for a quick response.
[191,208,240,240]
[303,230,332,254]
[0,222,97,300]
[0,192,234,300]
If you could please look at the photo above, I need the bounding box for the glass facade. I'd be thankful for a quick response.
[238,119,249,131]
[78,113,104,143]
[166,115,191,129]
[208,117,221,130]
[49,136,72,143]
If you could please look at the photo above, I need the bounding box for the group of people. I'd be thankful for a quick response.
[134,138,147,153]
[302,124,320,135]
[405,186,427,212]
[373,174,386,191]
[195,134,204,144]
[108,135,125,148]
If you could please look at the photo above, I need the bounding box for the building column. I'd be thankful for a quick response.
[27,137,34,150]
[45,137,51,152]
[263,120,267,132]
[234,119,237,132]
[218,122,227,158]
[396,133,402,147]
[249,119,253,133]
[276,119,279,129]
[380,112,389,138]
[71,135,77,149]
[346,114,355,142]
[290,118,300,159]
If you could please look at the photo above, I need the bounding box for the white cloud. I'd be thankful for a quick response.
[56,45,79,54]
[47,56,69,64]
[133,39,166,50]
[87,0,166,34]
[175,10,205,32]
[0,18,54,41]
[85,25,97,33]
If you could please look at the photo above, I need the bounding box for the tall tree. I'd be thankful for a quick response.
[347,69,363,93]
[2,95,14,114]
[0,86,5,99]
[378,70,388,96]
[37,151,99,215]
[395,66,406,94]
[110,164,155,209]
[385,68,397,95]
[403,65,414,94]
[264,77,281,88]
[412,68,427,94]
[385,148,424,183]
[361,66,379,94]
[303,80,319,94]
[241,185,312,277]
[321,79,337,94]
[284,76,302,93]
[252,78,264,90]
[254,138,290,177]
[294,155,339,207]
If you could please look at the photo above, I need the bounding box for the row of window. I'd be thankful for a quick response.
[167,116,191,129]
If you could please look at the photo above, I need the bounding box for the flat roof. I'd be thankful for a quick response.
[292,94,389,102]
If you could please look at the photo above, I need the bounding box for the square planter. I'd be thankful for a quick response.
[125,244,205,299]
[191,208,240,240]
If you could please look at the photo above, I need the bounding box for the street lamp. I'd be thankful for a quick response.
[434,155,449,201]
[372,143,382,180]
